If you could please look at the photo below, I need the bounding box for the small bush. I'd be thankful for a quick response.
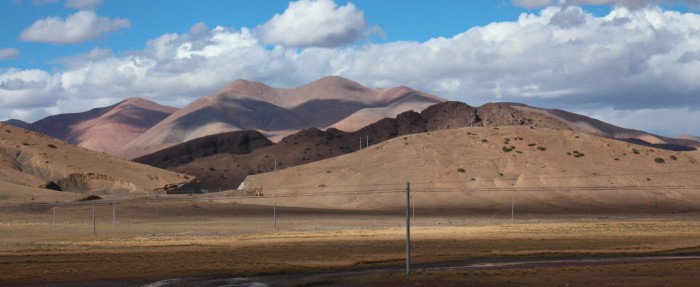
[47,144,57,149]
[528,143,536,147]
[79,195,102,201]
[537,146,546,151]
[209,167,216,171]
[502,146,513,152]
[457,168,466,173]
[670,155,678,160]
[632,149,640,154]
[614,158,620,161]
[654,158,665,163]
[481,139,488,143]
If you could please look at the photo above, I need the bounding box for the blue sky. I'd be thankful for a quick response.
[1,0,700,137]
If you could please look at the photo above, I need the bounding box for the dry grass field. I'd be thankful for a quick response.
[2,198,700,286]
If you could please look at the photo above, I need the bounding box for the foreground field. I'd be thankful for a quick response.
[2,200,700,286]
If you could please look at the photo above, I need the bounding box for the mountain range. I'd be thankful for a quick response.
[4,76,700,192]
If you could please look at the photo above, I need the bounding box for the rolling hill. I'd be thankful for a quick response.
[135,101,699,190]
[241,126,700,211]
[0,123,192,203]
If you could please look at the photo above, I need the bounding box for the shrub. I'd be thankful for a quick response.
[47,144,57,149]
[632,149,640,154]
[481,139,488,143]
[528,143,536,147]
[209,167,216,171]
[502,146,513,152]
[457,168,466,173]
[670,155,678,160]
[654,158,665,163]
[79,195,102,201]
[537,146,546,151]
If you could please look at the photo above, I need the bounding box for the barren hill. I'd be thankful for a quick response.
[25,98,177,154]
[117,76,444,159]
[0,123,192,203]
[137,101,698,190]
[241,126,700,211]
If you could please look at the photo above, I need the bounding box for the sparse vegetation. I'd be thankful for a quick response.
[614,158,620,161]
[654,158,665,164]
[79,195,102,201]
[632,149,640,154]
[502,146,515,152]
[481,139,488,143]
[47,144,57,149]
[569,151,585,157]
[528,143,536,147]
[670,155,678,160]
[537,146,546,151]
[457,168,466,173]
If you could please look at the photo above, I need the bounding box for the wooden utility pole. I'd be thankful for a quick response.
[406,182,411,275]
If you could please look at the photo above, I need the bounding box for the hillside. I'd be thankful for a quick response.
[117,76,444,159]
[0,123,192,203]
[241,126,700,211]
[136,101,699,190]
[23,98,177,154]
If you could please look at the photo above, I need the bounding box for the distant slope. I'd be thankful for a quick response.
[0,123,192,202]
[137,101,698,190]
[117,76,445,159]
[242,126,700,211]
[2,119,30,129]
[26,98,177,155]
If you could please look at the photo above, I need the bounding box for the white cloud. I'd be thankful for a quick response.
[19,10,130,44]
[65,0,103,9]
[256,0,372,47]
[52,47,113,67]
[0,48,20,60]
[4,4,700,137]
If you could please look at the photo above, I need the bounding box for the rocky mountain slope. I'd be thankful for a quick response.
[0,123,192,203]
[117,76,444,159]
[135,101,699,190]
[16,98,177,154]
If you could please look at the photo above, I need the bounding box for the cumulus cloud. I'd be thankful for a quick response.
[52,47,113,67]
[256,0,372,47]
[19,10,130,44]
[0,48,20,60]
[4,4,700,136]
[65,0,103,9]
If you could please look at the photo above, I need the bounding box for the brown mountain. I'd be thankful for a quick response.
[0,123,192,203]
[25,98,177,155]
[242,126,700,211]
[117,76,444,159]
[135,101,698,191]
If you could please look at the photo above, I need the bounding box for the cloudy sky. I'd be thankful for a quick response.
[1,0,700,137]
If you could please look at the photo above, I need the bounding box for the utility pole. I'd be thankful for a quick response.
[406,182,411,275]
[412,191,416,223]
[92,204,96,236]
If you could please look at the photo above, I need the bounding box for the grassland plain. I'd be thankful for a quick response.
[2,201,700,286]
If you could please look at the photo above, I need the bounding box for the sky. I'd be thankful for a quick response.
[1,0,700,137]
